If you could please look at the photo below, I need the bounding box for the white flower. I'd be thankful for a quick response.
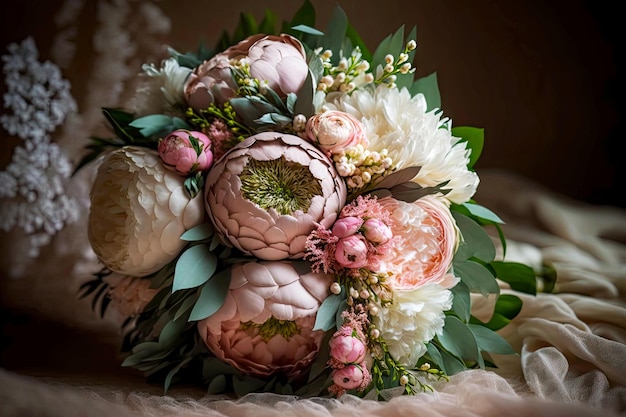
[88,146,205,276]
[325,85,479,204]
[373,283,452,366]
[130,57,192,116]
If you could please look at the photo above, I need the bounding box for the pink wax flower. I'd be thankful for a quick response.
[331,216,363,238]
[158,129,213,176]
[305,110,368,155]
[362,218,392,244]
[329,331,367,364]
[335,235,368,268]
[332,364,365,390]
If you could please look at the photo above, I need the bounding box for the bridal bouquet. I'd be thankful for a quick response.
[79,1,536,398]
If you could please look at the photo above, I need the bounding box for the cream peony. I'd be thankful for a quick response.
[325,85,479,204]
[373,283,453,367]
[204,132,347,260]
[379,195,460,290]
[88,146,205,276]
[197,260,333,377]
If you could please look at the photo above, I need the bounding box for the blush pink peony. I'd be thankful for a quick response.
[378,195,459,290]
[184,34,308,110]
[305,110,368,154]
[332,364,365,390]
[329,332,367,364]
[335,235,369,269]
[197,260,334,377]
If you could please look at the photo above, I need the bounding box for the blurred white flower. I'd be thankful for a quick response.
[325,85,479,204]
[88,146,205,276]
[373,283,452,366]
[131,57,191,116]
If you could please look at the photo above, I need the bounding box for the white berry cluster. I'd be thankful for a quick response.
[332,144,393,190]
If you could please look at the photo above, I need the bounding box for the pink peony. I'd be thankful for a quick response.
[329,332,367,364]
[335,235,368,269]
[362,218,392,244]
[158,129,213,175]
[331,216,362,238]
[332,364,365,390]
[197,260,333,377]
[184,34,308,110]
[107,275,158,317]
[305,110,368,154]
[379,195,459,290]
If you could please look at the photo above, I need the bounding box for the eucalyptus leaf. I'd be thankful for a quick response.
[426,342,445,373]
[313,291,346,331]
[432,342,470,375]
[490,261,537,295]
[461,202,504,224]
[291,24,324,36]
[173,294,199,321]
[173,244,217,292]
[180,223,215,242]
[207,374,227,394]
[129,114,174,137]
[408,72,441,111]
[438,316,483,368]
[452,212,496,263]
[450,280,471,323]
[468,324,516,355]
[158,316,188,347]
[453,259,500,296]
[188,268,231,321]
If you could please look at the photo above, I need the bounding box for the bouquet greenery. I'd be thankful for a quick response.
[79,1,537,399]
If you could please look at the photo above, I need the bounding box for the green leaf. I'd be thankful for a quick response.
[345,22,371,62]
[409,72,441,111]
[258,10,279,35]
[233,374,267,396]
[173,244,217,292]
[438,316,483,368]
[158,315,187,346]
[453,259,500,296]
[490,261,537,295]
[450,280,471,323]
[452,126,484,169]
[472,294,523,331]
[371,25,405,77]
[468,324,516,355]
[291,24,324,36]
[129,114,174,137]
[164,356,192,393]
[102,107,142,143]
[294,69,315,118]
[207,374,227,394]
[188,268,231,321]
[173,293,198,321]
[426,342,445,372]
[320,5,348,65]
[290,0,316,28]
[452,212,496,263]
[180,223,215,242]
[432,342,468,375]
[461,202,504,224]
[313,291,346,331]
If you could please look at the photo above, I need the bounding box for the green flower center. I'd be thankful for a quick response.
[242,317,300,341]
[239,156,322,215]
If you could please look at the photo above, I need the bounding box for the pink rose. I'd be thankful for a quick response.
[335,235,368,269]
[158,129,213,175]
[184,34,308,110]
[362,218,392,244]
[332,364,365,390]
[330,333,367,364]
[379,196,459,290]
[331,216,362,238]
[305,110,368,154]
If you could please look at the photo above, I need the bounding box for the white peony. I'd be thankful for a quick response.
[325,85,479,204]
[373,283,453,367]
[130,57,192,117]
[88,146,205,277]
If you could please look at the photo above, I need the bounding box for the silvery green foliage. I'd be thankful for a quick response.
[0,37,79,256]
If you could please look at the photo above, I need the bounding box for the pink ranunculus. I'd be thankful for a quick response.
[335,235,368,269]
[305,110,368,154]
[379,195,459,290]
[331,216,363,238]
[197,260,334,377]
[332,364,365,390]
[158,129,213,176]
[362,218,392,244]
[329,332,367,364]
[184,34,308,110]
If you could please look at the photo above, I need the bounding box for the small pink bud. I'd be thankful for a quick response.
[362,218,392,244]
[158,129,213,176]
[335,235,368,269]
[331,216,363,238]
[330,332,367,364]
[332,364,365,390]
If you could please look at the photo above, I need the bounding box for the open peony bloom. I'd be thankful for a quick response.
[184,33,308,110]
[198,260,333,377]
[88,146,205,276]
[305,110,368,155]
[378,195,460,290]
[204,132,347,260]
[158,129,213,176]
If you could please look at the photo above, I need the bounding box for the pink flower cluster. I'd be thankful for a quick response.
[305,195,393,275]
[328,306,372,396]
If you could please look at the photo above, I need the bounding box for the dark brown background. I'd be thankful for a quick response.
[0,0,623,208]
